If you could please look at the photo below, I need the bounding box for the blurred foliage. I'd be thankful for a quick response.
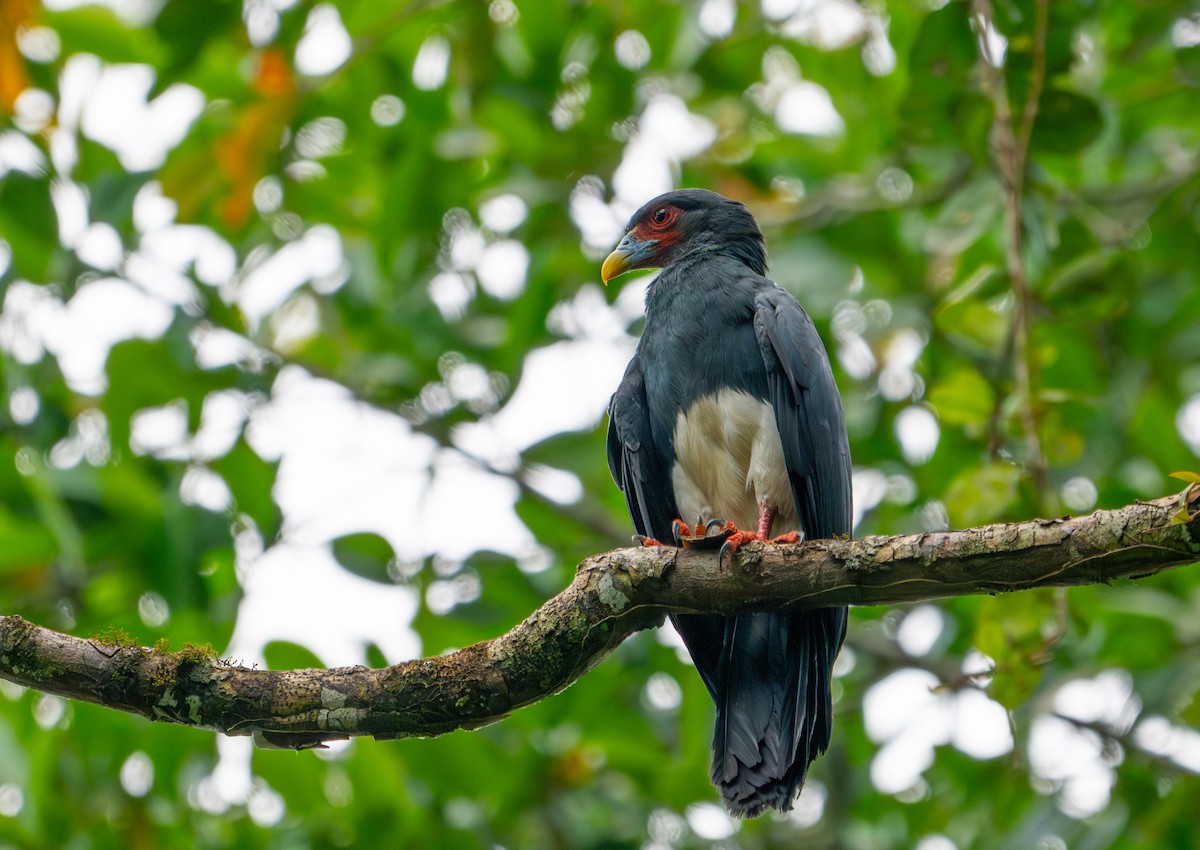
[2,0,1200,848]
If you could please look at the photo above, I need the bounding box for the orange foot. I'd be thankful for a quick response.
[717,505,804,562]
[718,528,802,559]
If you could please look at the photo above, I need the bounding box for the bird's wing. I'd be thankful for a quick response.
[609,352,729,701]
[753,285,852,540]
[606,351,678,541]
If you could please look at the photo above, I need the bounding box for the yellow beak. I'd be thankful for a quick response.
[601,233,658,285]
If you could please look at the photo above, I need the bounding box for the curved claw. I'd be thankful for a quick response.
[717,529,805,565]
[718,536,743,563]
[717,529,768,564]
[671,517,735,551]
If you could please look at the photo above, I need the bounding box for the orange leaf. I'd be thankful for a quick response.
[0,0,34,113]
[212,49,296,229]
[254,47,295,98]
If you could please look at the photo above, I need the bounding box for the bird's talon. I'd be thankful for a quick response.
[634,534,666,547]
[721,530,763,553]
[678,518,735,550]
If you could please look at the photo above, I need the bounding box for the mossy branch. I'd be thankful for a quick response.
[2,495,1199,749]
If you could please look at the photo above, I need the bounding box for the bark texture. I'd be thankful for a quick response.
[2,495,1198,749]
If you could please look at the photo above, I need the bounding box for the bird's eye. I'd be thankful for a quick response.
[645,205,677,231]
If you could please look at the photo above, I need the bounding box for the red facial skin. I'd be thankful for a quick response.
[632,204,685,256]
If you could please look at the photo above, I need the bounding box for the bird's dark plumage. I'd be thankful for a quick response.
[604,189,851,817]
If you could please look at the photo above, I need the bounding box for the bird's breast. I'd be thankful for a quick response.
[670,389,798,533]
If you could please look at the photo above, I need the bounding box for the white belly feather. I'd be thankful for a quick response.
[670,389,799,534]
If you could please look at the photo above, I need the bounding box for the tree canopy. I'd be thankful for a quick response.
[2,1,1200,849]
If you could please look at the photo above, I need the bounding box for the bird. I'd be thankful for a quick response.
[602,188,852,817]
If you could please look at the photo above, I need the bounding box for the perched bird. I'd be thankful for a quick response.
[603,189,852,817]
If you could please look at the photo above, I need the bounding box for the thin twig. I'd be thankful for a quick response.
[974,0,1053,510]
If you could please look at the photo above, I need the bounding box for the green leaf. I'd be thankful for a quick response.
[944,462,1022,527]
[152,0,241,87]
[0,508,58,575]
[929,366,995,427]
[263,640,325,671]
[331,532,396,584]
[41,6,166,66]
[208,439,280,540]
[923,176,1004,256]
[0,175,58,281]
[103,336,241,452]
[973,590,1056,709]
[1183,692,1200,727]
[364,642,389,668]
[1030,88,1104,154]
[900,3,987,146]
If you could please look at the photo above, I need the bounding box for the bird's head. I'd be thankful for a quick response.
[601,189,767,284]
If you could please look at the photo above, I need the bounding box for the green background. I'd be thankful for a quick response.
[2,0,1200,847]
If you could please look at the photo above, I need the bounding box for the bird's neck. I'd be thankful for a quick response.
[643,258,710,318]
[649,245,756,289]
[716,237,767,276]
[642,254,758,333]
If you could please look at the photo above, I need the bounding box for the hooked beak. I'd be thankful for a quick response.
[601,232,659,285]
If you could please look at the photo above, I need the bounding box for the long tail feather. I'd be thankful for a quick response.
[678,607,846,817]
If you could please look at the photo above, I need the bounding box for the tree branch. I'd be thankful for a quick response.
[3,496,1199,749]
